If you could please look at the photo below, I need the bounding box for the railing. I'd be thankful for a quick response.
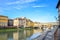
[32,26,58,40]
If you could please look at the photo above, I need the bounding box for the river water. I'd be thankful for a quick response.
[0,29,43,40]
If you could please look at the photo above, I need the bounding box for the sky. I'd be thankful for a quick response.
[0,0,59,22]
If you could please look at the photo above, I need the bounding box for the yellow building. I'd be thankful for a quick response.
[33,22,41,28]
[26,19,34,28]
[30,21,34,27]
[0,15,8,27]
[47,23,52,29]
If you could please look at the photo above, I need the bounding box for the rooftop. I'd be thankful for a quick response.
[0,15,8,18]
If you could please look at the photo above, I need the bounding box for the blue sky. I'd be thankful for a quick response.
[0,0,58,22]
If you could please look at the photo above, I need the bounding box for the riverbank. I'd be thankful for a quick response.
[0,28,17,32]
[0,27,34,32]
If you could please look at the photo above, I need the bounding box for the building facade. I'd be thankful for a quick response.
[13,17,34,28]
[18,17,27,28]
[13,17,27,28]
[56,0,60,40]
[33,22,41,28]
[0,15,8,27]
[8,19,13,26]
[26,19,34,28]
[56,0,60,27]
[13,18,20,27]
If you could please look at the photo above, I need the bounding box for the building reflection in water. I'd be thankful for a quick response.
[0,33,7,40]
[0,29,43,40]
[13,31,19,40]
[18,30,33,40]
[33,29,43,34]
[7,32,13,40]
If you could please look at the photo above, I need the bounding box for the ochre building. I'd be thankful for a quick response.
[0,15,8,27]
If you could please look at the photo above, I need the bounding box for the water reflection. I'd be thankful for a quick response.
[33,29,43,34]
[0,29,43,40]
[0,33,7,40]
[8,32,13,40]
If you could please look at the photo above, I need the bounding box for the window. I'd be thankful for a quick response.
[0,22,7,26]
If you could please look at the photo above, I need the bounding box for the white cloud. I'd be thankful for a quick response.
[23,0,37,3]
[5,0,48,10]
[13,5,28,10]
[32,5,48,8]
[7,0,37,5]
[13,7,22,10]
[7,1,20,5]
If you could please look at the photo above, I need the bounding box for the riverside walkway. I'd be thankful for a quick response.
[32,26,58,40]
[58,28,60,40]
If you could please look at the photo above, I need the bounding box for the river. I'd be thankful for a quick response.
[0,29,43,40]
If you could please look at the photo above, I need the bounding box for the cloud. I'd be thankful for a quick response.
[5,0,48,10]
[13,5,29,10]
[7,1,20,5]
[32,5,48,8]
[7,0,37,5]
[13,7,22,10]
